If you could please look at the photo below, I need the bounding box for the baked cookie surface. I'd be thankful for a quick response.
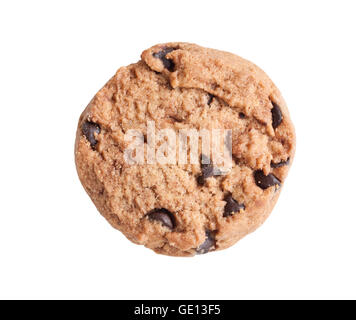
[75,42,295,256]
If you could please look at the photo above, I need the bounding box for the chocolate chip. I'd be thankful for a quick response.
[271,101,283,129]
[223,194,245,217]
[207,94,214,105]
[271,158,290,168]
[153,47,175,72]
[239,112,246,119]
[196,230,215,254]
[225,130,232,156]
[147,208,175,229]
[82,121,100,149]
[254,170,281,190]
[197,155,221,185]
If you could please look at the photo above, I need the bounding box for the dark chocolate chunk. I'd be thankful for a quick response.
[225,130,232,156]
[271,158,290,168]
[82,121,101,149]
[196,230,215,254]
[223,194,245,217]
[207,94,214,105]
[239,112,246,119]
[254,170,281,190]
[153,47,175,72]
[147,208,175,229]
[271,101,283,129]
[197,155,221,185]
[197,175,208,186]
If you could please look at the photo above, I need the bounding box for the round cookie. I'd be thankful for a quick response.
[75,42,296,257]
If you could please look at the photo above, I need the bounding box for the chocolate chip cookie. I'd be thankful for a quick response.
[75,42,296,257]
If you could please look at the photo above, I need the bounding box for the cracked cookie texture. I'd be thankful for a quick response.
[75,42,296,257]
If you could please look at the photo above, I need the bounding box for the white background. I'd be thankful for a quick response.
[1,0,355,300]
